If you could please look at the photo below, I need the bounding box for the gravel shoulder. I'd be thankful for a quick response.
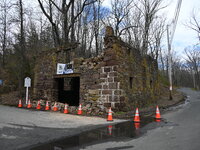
[114,88,185,119]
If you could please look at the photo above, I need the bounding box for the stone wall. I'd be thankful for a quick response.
[33,26,160,113]
[103,32,159,109]
[99,66,123,108]
[33,50,57,101]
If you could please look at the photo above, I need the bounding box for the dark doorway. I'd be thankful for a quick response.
[57,77,80,106]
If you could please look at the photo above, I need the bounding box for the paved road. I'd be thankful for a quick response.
[82,88,200,150]
[0,105,124,150]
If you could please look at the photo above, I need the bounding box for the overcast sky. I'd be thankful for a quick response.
[168,0,200,56]
[102,0,200,57]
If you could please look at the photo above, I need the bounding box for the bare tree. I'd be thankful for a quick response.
[92,0,101,55]
[135,0,165,55]
[0,0,12,67]
[19,0,25,53]
[38,0,61,47]
[108,0,134,37]
[185,9,200,42]
[38,0,97,46]
[185,46,200,90]
[17,0,28,93]
[149,16,166,60]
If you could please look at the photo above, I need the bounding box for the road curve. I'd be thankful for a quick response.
[82,88,200,150]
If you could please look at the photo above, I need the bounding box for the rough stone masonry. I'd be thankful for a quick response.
[33,26,159,113]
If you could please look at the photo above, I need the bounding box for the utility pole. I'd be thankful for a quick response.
[167,0,182,100]
[167,25,173,100]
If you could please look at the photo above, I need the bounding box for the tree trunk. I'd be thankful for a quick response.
[2,4,7,68]
[38,0,60,47]
[19,0,26,95]
[70,0,75,42]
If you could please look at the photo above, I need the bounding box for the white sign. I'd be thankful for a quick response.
[24,77,31,87]
[57,63,66,74]
[56,63,73,74]
[64,68,73,74]
[24,77,31,104]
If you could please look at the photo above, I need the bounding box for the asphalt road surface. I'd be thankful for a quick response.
[1,88,199,150]
[0,105,124,150]
[82,88,200,150]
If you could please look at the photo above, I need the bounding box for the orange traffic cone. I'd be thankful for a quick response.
[36,100,41,110]
[63,104,69,114]
[107,107,113,121]
[18,99,22,108]
[77,104,82,115]
[45,101,50,110]
[108,125,113,135]
[134,108,140,122]
[53,102,58,111]
[155,105,161,120]
[27,99,32,108]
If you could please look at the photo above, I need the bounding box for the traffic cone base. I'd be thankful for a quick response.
[107,107,113,121]
[134,108,140,122]
[77,104,82,115]
[134,122,140,129]
[155,118,161,122]
[18,99,22,108]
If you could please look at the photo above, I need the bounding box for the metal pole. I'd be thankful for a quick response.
[167,25,173,100]
[26,87,28,104]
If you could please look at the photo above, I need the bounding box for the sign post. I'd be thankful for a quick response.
[24,77,31,104]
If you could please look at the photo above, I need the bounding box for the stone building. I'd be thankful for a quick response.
[33,26,159,112]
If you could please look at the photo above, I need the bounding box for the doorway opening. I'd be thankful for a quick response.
[56,77,80,106]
